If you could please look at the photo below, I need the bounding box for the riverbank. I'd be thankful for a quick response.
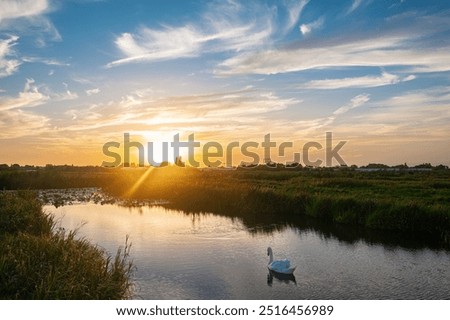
[0,191,133,299]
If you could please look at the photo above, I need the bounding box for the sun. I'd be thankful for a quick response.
[138,131,190,165]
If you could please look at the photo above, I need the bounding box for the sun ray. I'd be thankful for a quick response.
[124,166,155,198]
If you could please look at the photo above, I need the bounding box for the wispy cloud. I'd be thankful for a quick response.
[0,78,51,139]
[285,0,310,31]
[264,94,372,141]
[217,33,450,75]
[86,88,100,96]
[333,94,370,115]
[56,82,78,101]
[22,56,70,66]
[0,108,50,139]
[0,78,80,113]
[346,0,363,15]
[303,72,415,89]
[61,87,299,143]
[0,0,49,22]
[0,0,61,47]
[216,9,450,75]
[0,0,61,79]
[0,36,20,78]
[332,87,450,144]
[0,78,48,111]
[109,27,208,66]
[107,2,273,67]
[299,16,324,35]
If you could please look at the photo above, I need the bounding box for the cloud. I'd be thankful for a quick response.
[0,36,20,78]
[0,0,60,78]
[86,88,100,96]
[0,0,61,47]
[402,74,416,82]
[0,77,51,139]
[347,0,362,15]
[285,0,310,31]
[215,9,450,75]
[303,72,415,89]
[299,16,324,35]
[0,108,50,139]
[0,78,49,111]
[281,94,371,136]
[107,2,273,67]
[333,87,450,143]
[333,94,370,115]
[61,87,299,142]
[268,88,450,165]
[22,56,69,66]
[216,33,450,75]
[55,90,78,101]
[56,82,78,101]
[0,0,49,22]
[109,27,206,66]
[72,76,94,85]
[0,78,80,113]
[285,87,450,162]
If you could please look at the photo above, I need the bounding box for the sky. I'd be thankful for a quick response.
[0,0,449,166]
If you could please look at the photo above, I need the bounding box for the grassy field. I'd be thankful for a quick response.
[0,191,133,299]
[1,166,449,246]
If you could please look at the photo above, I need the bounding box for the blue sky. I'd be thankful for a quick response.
[0,0,449,166]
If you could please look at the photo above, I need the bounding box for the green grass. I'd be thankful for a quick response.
[0,191,133,299]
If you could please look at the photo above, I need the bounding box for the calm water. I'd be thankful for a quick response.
[45,202,450,299]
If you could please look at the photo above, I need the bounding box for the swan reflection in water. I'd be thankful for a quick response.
[267,270,297,286]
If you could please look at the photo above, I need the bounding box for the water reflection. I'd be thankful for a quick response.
[267,270,297,287]
[38,188,449,251]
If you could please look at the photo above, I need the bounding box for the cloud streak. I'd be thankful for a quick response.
[86,88,100,96]
[333,94,370,115]
[347,0,362,15]
[22,56,69,66]
[216,34,450,75]
[303,72,415,89]
[108,2,273,67]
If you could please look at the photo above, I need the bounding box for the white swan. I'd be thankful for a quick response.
[267,247,296,274]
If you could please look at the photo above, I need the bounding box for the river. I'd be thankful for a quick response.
[43,190,450,299]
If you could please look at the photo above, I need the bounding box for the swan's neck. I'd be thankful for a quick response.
[268,251,273,264]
